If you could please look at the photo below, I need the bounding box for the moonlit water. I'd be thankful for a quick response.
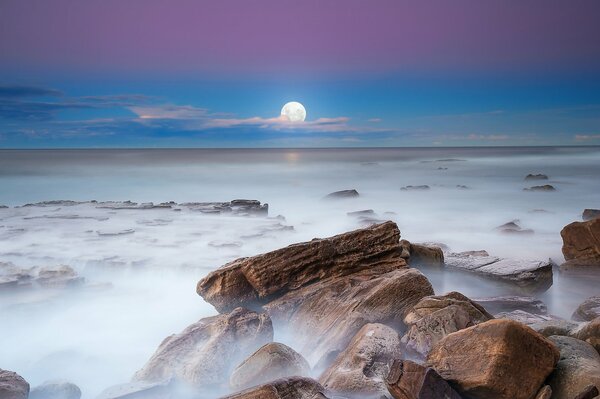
[1,147,600,398]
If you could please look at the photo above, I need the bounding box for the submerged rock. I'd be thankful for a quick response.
[400,185,430,191]
[524,185,556,192]
[496,220,535,235]
[319,323,401,398]
[530,319,581,338]
[230,343,310,391]
[444,251,553,293]
[572,296,600,322]
[494,309,555,325]
[0,369,29,399]
[134,307,273,388]
[324,189,359,199]
[525,174,549,181]
[29,380,81,399]
[197,221,406,313]
[385,359,462,399]
[221,377,329,399]
[583,209,600,221]
[561,219,600,270]
[427,319,560,399]
[546,336,600,399]
[474,295,548,315]
[0,263,84,291]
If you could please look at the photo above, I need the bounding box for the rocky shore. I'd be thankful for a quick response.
[2,214,600,399]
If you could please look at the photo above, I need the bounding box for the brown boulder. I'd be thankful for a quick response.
[561,219,600,268]
[427,319,560,399]
[264,267,433,367]
[221,377,329,399]
[572,296,600,322]
[197,221,406,313]
[399,240,444,266]
[404,291,493,325]
[230,342,310,391]
[134,308,273,388]
[576,317,600,353]
[319,323,401,397]
[0,369,29,399]
[546,336,600,399]
[385,359,462,399]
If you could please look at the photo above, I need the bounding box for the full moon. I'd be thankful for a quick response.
[281,101,306,122]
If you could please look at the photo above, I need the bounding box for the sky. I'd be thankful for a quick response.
[1,0,600,148]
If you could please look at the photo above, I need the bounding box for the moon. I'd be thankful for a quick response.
[281,101,306,122]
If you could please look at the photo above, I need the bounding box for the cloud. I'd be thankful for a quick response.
[0,84,63,98]
[368,118,382,123]
[574,134,600,142]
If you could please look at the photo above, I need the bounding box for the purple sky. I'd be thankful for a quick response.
[2,0,600,76]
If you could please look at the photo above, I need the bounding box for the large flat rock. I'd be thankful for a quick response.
[197,221,406,313]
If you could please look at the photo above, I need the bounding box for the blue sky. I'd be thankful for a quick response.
[1,1,600,147]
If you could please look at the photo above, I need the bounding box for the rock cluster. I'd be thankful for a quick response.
[0,263,84,290]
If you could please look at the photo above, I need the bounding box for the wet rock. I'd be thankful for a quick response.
[546,336,600,399]
[0,263,84,291]
[400,185,430,191]
[21,200,86,207]
[229,199,269,216]
[561,219,600,269]
[29,380,81,399]
[572,296,600,321]
[324,190,359,199]
[574,385,599,399]
[530,319,581,338]
[197,221,406,313]
[0,205,8,209]
[496,220,534,235]
[525,174,549,181]
[404,291,493,326]
[495,309,555,325]
[474,295,547,315]
[583,209,600,221]
[444,251,553,293]
[456,184,469,189]
[0,369,29,399]
[576,317,600,353]
[36,265,85,288]
[427,319,560,399]
[319,323,401,397]
[524,185,556,192]
[221,377,330,399]
[264,267,433,367]
[399,241,444,267]
[385,359,462,399]
[208,241,243,248]
[230,343,310,391]
[134,307,273,388]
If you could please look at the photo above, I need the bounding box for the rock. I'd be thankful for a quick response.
[576,317,600,353]
[456,184,469,189]
[264,267,433,367]
[534,385,552,399]
[197,221,406,313]
[29,380,81,399]
[36,265,85,288]
[96,229,135,236]
[347,210,375,217]
[319,323,401,397]
[496,220,534,235]
[347,210,386,227]
[96,380,176,399]
[402,304,475,358]
[134,307,273,388]
[0,369,29,399]
[427,319,560,399]
[530,319,581,337]
[583,209,600,221]
[221,377,329,399]
[524,185,556,192]
[494,309,555,325]
[399,241,444,267]
[474,296,548,315]
[400,185,430,191]
[0,263,84,291]
[561,219,600,269]
[230,343,310,391]
[525,174,549,181]
[404,291,493,325]
[324,190,359,199]
[546,336,600,399]
[385,359,462,399]
[574,385,599,399]
[444,251,553,293]
[572,296,600,321]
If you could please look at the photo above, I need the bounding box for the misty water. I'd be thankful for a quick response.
[1,147,599,398]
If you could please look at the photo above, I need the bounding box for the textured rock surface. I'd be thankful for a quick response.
[264,267,433,366]
[561,219,600,268]
[573,296,600,321]
[230,342,310,391]
[0,369,29,399]
[427,319,560,399]
[546,336,600,399]
[444,251,553,293]
[134,308,273,388]
[385,360,462,399]
[404,291,493,325]
[399,240,444,266]
[197,221,406,313]
[473,295,547,315]
[221,377,329,399]
[319,323,401,397]
[494,309,555,325]
[29,380,81,399]
[576,317,600,353]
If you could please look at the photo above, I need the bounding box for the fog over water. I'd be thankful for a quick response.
[1,147,599,398]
